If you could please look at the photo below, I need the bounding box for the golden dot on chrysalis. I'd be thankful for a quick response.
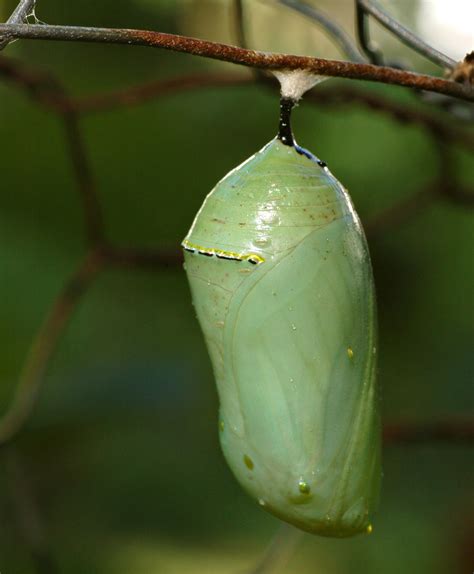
[347,347,354,359]
[219,420,225,432]
[298,480,311,494]
[243,454,254,470]
[366,524,373,534]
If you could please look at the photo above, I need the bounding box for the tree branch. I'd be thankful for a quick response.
[0,23,471,101]
[5,447,59,574]
[0,250,106,447]
[2,54,472,152]
[233,0,248,50]
[69,74,474,154]
[0,55,104,243]
[0,0,36,50]
[0,54,67,111]
[247,524,302,574]
[73,78,474,165]
[365,185,435,236]
[306,86,474,153]
[61,111,104,243]
[366,135,474,236]
[278,0,365,63]
[356,0,385,66]
[104,245,183,269]
[5,0,37,24]
[356,0,456,69]
[383,419,474,444]
[73,72,253,114]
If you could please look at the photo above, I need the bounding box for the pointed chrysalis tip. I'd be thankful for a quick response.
[272,69,327,102]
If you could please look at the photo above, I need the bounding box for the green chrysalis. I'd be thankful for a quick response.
[182,96,381,537]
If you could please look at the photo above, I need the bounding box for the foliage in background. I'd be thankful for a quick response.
[0,1,472,573]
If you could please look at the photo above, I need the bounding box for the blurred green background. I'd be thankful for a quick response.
[0,1,472,573]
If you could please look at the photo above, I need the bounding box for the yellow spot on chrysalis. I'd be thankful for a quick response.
[219,420,225,432]
[243,454,254,470]
[347,347,354,359]
[298,480,311,494]
[366,524,373,534]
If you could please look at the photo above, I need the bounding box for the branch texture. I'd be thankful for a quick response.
[0,23,471,101]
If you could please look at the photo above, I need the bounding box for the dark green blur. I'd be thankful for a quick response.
[0,1,472,573]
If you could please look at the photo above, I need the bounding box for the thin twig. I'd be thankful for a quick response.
[2,56,472,153]
[0,23,471,101]
[61,111,104,243]
[0,55,104,242]
[279,0,365,63]
[0,250,106,447]
[68,73,474,154]
[305,86,474,153]
[233,0,267,84]
[356,0,456,70]
[383,419,474,444]
[73,72,253,114]
[74,76,474,162]
[246,525,302,574]
[104,245,183,268]
[364,165,474,239]
[0,243,181,445]
[5,447,59,574]
[366,138,474,236]
[0,54,69,111]
[356,0,384,65]
[234,0,249,50]
[365,110,459,237]
[6,0,37,24]
[31,68,105,243]
[365,186,435,236]
[0,0,36,50]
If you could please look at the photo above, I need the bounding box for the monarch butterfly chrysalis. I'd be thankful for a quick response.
[182,92,381,537]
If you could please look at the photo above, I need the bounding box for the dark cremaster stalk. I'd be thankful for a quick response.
[278,97,296,146]
[277,96,327,168]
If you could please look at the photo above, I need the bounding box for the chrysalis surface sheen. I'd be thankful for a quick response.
[182,100,381,537]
